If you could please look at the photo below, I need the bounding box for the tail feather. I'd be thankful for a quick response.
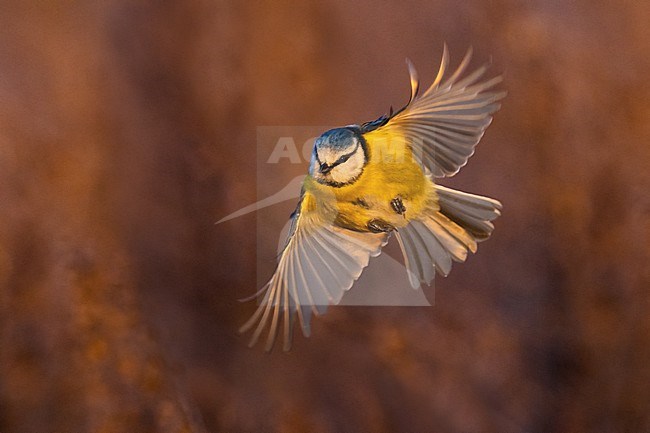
[396,185,502,287]
[435,184,502,240]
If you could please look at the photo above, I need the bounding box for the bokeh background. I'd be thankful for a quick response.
[1,1,649,432]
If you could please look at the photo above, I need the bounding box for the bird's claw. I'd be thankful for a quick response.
[367,219,395,233]
[391,197,406,216]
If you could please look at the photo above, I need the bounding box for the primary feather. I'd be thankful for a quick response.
[365,44,506,177]
[239,193,387,351]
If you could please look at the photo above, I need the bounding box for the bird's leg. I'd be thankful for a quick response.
[391,196,406,216]
[367,219,395,233]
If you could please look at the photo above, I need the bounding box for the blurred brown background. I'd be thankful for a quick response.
[1,1,649,432]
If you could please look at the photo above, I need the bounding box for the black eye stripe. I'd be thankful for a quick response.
[336,154,350,164]
[334,141,359,165]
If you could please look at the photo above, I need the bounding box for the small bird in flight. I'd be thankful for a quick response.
[240,46,505,351]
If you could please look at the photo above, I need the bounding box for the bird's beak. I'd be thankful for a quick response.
[319,162,333,175]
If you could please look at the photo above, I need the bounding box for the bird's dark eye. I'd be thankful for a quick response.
[336,154,351,165]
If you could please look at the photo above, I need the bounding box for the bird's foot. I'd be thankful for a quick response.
[367,219,395,233]
[391,197,406,216]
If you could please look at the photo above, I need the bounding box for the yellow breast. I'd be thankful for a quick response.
[304,128,436,232]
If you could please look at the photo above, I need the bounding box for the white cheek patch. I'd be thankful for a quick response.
[329,149,365,184]
[316,147,340,166]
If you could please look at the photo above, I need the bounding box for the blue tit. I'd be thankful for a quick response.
[240,45,505,351]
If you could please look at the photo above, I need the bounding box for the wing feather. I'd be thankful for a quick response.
[394,229,423,288]
[240,193,388,351]
[302,232,338,302]
[362,46,505,177]
[410,220,452,277]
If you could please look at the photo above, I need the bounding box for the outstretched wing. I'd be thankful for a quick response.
[361,45,505,177]
[239,191,388,351]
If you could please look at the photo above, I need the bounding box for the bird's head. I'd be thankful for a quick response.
[310,127,367,187]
